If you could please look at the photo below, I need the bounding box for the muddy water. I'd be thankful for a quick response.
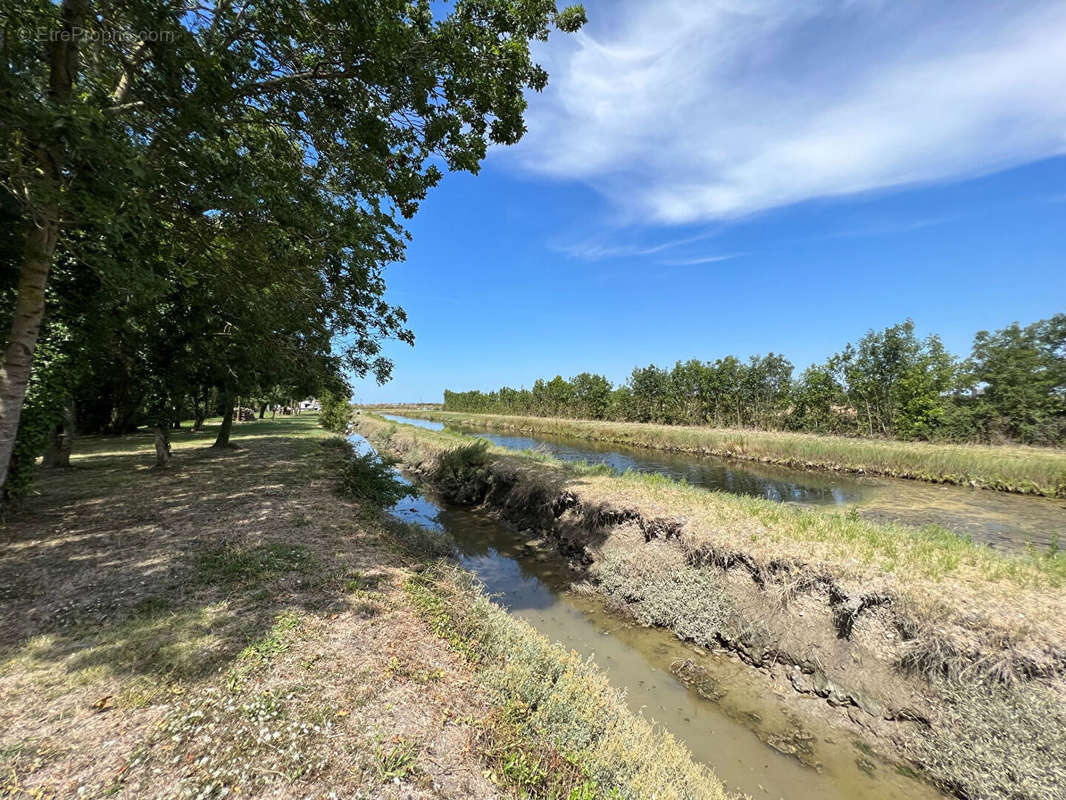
[380,413,1066,551]
[351,430,943,800]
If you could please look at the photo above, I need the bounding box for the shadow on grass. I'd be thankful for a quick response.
[0,418,381,698]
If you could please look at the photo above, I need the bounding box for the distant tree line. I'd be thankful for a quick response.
[444,316,1066,446]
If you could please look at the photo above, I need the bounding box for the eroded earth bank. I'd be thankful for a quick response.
[357,412,1066,800]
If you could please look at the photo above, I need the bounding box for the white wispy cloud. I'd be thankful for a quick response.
[552,228,720,260]
[658,253,744,266]
[510,1,1066,223]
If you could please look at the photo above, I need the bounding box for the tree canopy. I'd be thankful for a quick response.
[0,0,585,499]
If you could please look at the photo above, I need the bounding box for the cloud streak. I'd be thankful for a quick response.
[658,253,744,266]
[511,1,1066,223]
[552,228,721,260]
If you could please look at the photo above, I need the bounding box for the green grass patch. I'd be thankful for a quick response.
[197,543,313,586]
[375,737,419,782]
[227,610,303,691]
[474,704,617,799]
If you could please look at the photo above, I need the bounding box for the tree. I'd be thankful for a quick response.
[789,364,844,433]
[628,365,672,423]
[711,356,747,427]
[741,353,793,428]
[439,315,1063,445]
[669,359,707,424]
[1,0,586,494]
[831,320,955,438]
[570,372,612,420]
[963,315,1066,443]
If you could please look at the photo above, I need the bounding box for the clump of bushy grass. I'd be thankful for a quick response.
[432,439,492,505]
[336,449,410,508]
[404,566,729,800]
[905,679,1066,800]
[593,543,732,648]
[433,438,490,481]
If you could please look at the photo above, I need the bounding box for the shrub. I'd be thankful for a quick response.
[319,391,354,433]
[337,449,409,508]
[434,439,490,480]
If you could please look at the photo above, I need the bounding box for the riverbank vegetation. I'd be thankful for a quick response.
[360,412,1066,800]
[406,568,728,799]
[0,413,722,799]
[364,415,1066,590]
[381,408,1066,497]
[444,315,1066,446]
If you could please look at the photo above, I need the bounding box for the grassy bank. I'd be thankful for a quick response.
[359,413,1066,800]
[383,408,1066,497]
[0,414,725,800]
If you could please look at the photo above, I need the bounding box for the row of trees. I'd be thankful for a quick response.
[1,0,585,502]
[444,316,1066,445]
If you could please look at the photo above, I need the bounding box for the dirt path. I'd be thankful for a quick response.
[0,417,500,799]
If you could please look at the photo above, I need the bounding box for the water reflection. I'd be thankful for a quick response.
[382,413,445,432]
[383,413,863,505]
[378,413,1066,551]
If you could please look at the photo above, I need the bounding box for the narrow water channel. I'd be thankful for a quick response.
[380,413,1066,551]
[350,431,944,800]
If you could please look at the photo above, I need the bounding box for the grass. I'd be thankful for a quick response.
[613,471,1066,586]
[375,737,419,781]
[385,408,1066,497]
[362,411,1066,800]
[404,565,729,800]
[364,412,1066,590]
[0,410,727,800]
[197,542,314,586]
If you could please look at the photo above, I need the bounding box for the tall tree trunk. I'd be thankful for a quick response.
[42,403,75,468]
[153,425,171,467]
[258,402,266,419]
[0,225,58,491]
[0,0,88,496]
[192,386,207,432]
[213,387,235,448]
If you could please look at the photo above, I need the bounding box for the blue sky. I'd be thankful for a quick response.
[353,0,1066,403]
